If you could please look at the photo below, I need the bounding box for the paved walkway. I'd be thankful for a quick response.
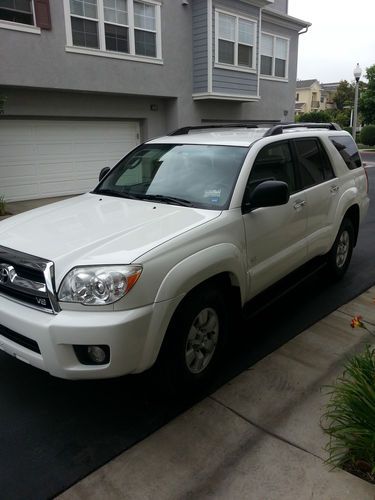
[56,290,375,500]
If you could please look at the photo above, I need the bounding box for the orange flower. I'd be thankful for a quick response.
[351,315,365,329]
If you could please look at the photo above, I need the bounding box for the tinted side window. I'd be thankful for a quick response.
[247,141,296,195]
[329,135,362,169]
[294,138,334,188]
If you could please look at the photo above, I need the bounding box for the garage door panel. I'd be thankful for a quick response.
[38,179,97,197]
[0,120,140,201]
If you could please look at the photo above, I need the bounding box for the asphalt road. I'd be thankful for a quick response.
[1,167,375,500]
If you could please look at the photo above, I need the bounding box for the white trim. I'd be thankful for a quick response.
[215,8,257,71]
[214,63,256,75]
[65,45,163,64]
[260,31,289,80]
[0,19,40,34]
[63,0,162,60]
[207,0,213,93]
[63,0,72,45]
[193,92,261,102]
[257,9,261,96]
[128,0,135,54]
[260,75,288,83]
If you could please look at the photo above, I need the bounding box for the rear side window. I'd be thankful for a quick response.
[294,138,335,189]
[329,135,362,170]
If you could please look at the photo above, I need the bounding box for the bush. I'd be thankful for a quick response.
[0,195,7,216]
[360,125,375,146]
[296,111,332,123]
[322,345,375,483]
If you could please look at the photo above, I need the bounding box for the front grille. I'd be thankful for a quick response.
[0,323,41,354]
[0,246,59,314]
[0,284,52,310]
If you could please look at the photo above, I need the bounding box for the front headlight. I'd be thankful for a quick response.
[58,265,142,305]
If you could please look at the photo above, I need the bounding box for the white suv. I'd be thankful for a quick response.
[0,123,369,386]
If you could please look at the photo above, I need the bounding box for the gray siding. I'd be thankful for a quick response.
[212,68,257,96]
[192,0,208,94]
[212,0,259,97]
[265,0,288,14]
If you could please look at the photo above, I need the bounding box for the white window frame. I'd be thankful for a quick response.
[260,31,289,82]
[0,0,40,34]
[63,0,162,64]
[214,9,257,74]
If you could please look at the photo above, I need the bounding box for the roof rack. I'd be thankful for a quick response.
[168,124,260,136]
[264,122,342,137]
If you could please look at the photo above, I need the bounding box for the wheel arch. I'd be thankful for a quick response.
[343,204,360,247]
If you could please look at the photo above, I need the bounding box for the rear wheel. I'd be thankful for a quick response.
[326,218,354,280]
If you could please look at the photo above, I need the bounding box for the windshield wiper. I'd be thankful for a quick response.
[140,194,194,207]
[94,188,140,200]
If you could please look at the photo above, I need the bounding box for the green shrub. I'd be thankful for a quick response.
[296,111,332,123]
[360,125,375,146]
[322,345,375,483]
[0,195,6,216]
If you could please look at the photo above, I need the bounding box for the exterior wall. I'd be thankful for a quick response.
[0,88,170,140]
[192,0,208,94]
[0,0,308,134]
[0,0,192,99]
[248,18,299,122]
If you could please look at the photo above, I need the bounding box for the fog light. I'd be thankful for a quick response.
[73,345,110,365]
[88,345,106,364]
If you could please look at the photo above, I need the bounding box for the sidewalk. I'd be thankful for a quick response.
[56,290,375,500]
[3,197,375,499]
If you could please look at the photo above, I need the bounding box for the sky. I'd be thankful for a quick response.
[288,0,375,84]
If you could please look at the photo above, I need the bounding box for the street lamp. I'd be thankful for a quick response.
[352,63,362,139]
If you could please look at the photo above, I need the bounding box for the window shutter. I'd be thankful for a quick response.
[34,0,51,30]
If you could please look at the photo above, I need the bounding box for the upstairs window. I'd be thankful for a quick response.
[261,33,289,79]
[0,0,34,25]
[67,0,161,59]
[215,10,256,71]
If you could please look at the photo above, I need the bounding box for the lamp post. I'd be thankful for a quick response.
[352,63,362,139]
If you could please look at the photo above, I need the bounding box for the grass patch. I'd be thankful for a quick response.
[322,345,375,484]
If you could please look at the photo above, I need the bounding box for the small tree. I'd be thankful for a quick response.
[334,80,355,110]
[360,65,375,125]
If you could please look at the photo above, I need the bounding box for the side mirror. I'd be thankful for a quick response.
[242,180,289,213]
[99,167,110,182]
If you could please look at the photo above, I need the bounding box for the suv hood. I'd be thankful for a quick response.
[0,194,220,281]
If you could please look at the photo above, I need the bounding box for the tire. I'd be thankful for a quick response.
[326,218,354,280]
[154,285,228,393]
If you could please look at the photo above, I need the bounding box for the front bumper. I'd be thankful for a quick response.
[0,294,176,379]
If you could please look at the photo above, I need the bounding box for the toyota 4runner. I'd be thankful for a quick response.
[0,123,369,385]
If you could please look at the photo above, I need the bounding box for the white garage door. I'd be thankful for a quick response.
[0,120,140,201]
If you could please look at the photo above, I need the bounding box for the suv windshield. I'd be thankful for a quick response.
[94,144,248,210]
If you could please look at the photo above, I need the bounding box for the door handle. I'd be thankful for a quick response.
[330,185,339,194]
[293,200,306,210]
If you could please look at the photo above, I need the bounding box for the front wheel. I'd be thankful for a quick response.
[326,218,354,280]
[155,285,228,393]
